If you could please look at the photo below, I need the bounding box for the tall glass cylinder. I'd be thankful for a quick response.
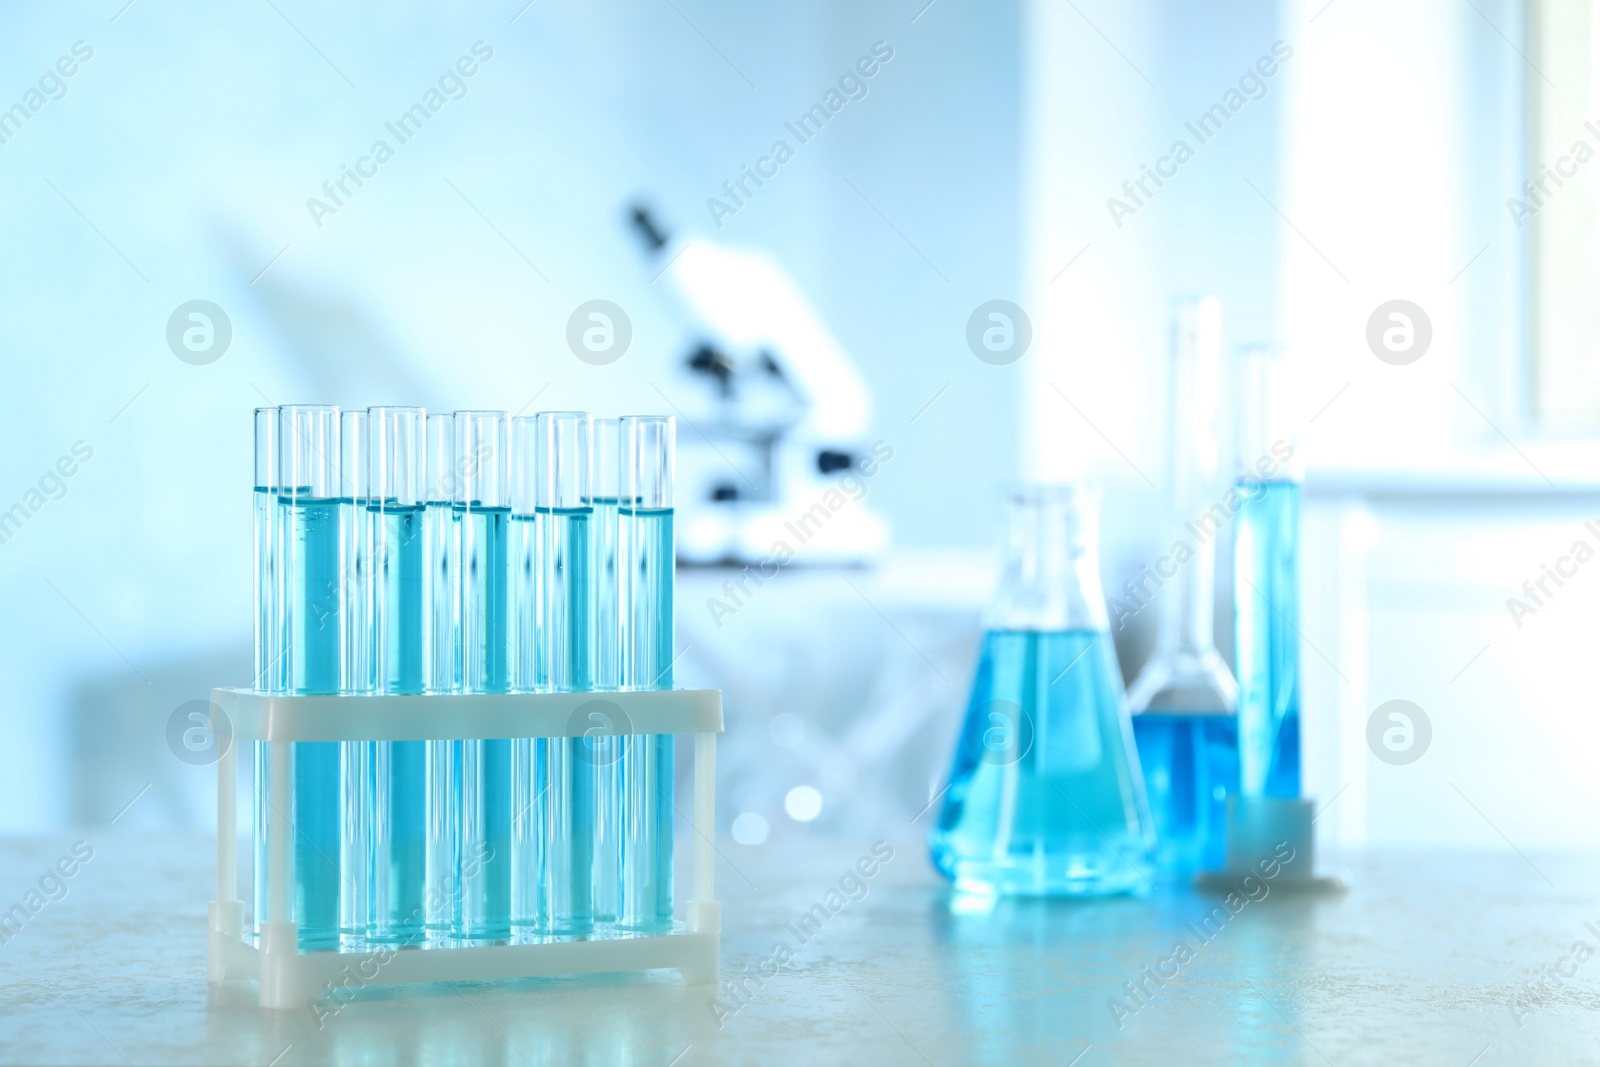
[423,412,459,935]
[1129,297,1240,876]
[339,410,372,943]
[1234,345,1302,799]
[618,416,675,930]
[278,405,343,949]
[539,412,594,936]
[369,407,428,942]
[589,417,622,927]
[252,407,279,938]
[455,411,513,941]
[509,416,544,933]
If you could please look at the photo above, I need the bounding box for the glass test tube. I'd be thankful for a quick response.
[509,416,545,933]
[369,407,428,942]
[618,416,675,930]
[455,411,513,940]
[1234,346,1302,799]
[590,417,622,927]
[539,412,595,936]
[339,410,372,942]
[423,412,460,934]
[252,407,279,938]
[278,405,343,950]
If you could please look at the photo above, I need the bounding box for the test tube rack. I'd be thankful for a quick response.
[206,687,722,1010]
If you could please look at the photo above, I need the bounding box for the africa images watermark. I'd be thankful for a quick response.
[1106,40,1293,229]
[1505,118,1600,229]
[0,41,95,147]
[1507,915,1600,1030]
[305,41,496,229]
[704,439,895,629]
[706,841,896,1028]
[0,841,96,947]
[707,40,896,229]
[1107,440,1295,631]
[0,440,95,548]
[1504,521,1600,629]
[1107,841,1297,1029]
[311,842,493,1029]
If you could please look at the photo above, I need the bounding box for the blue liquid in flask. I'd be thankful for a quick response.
[931,629,1154,896]
[1131,712,1237,873]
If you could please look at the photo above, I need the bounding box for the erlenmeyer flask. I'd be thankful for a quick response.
[930,485,1154,896]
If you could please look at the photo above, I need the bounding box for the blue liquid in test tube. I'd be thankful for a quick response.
[618,416,675,930]
[369,407,429,943]
[423,413,460,935]
[509,416,545,934]
[454,411,513,941]
[589,417,622,928]
[252,408,279,939]
[539,412,595,937]
[278,405,343,951]
[339,409,372,943]
[1233,346,1302,802]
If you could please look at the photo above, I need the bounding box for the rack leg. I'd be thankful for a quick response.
[677,936,720,986]
[261,739,301,1008]
[209,732,242,983]
[689,732,718,938]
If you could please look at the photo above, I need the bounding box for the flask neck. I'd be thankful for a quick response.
[987,487,1107,633]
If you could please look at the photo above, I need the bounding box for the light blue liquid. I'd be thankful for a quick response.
[543,506,594,936]
[457,505,512,940]
[424,500,459,933]
[370,503,427,943]
[339,496,371,942]
[930,630,1153,896]
[280,494,343,949]
[591,498,621,927]
[1131,712,1238,874]
[509,513,545,931]
[618,506,673,930]
[1235,480,1302,798]
[252,487,278,936]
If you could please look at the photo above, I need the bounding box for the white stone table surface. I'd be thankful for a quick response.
[1,833,1597,1065]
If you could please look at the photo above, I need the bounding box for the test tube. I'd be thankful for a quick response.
[590,417,622,927]
[339,410,372,944]
[369,407,428,943]
[1234,346,1302,799]
[253,408,282,693]
[455,411,513,941]
[423,411,459,935]
[618,415,675,931]
[509,415,544,933]
[252,407,279,938]
[539,412,595,936]
[278,404,343,950]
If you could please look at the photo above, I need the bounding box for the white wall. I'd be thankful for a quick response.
[1023,0,1289,673]
[0,0,1025,830]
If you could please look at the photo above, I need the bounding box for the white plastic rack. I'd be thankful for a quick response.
[206,687,722,1009]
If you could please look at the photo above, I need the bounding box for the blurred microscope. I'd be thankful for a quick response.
[629,205,888,565]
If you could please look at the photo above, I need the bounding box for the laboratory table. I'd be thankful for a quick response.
[1,833,1597,1065]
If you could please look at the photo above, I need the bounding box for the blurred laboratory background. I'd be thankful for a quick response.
[0,0,1590,865]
